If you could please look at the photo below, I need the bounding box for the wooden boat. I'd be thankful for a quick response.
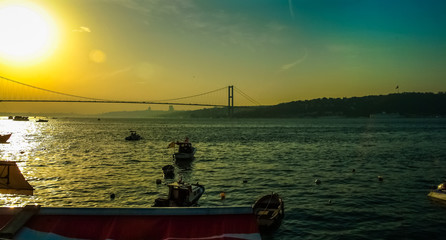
[0,206,261,240]
[252,193,284,232]
[125,131,142,141]
[153,180,205,207]
[162,164,175,179]
[0,161,34,195]
[428,182,446,202]
[0,133,11,143]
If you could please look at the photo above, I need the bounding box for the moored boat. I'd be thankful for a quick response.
[0,133,12,143]
[162,164,175,179]
[36,119,48,122]
[153,180,205,207]
[428,182,446,202]
[0,206,261,240]
[252,193,284,232]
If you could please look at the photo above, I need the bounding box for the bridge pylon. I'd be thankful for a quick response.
[228,85,234,117]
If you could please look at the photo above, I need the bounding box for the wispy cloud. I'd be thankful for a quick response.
[288,0,295,19]
[280,49,308,71]
[73,26,91,33]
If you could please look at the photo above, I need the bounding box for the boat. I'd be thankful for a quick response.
[0,161,34,195]
[12,116,28,121]
[0,206,261,240]
[252,193,284,232]
[36,119,48,122]
[428,182,446,202]
[153,180,205,207]
[125,131,142,141]
[162,164,175,179]
[168,137,196,160]
[0,133,12,143]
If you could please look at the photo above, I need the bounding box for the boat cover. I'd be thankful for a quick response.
[0,207,261,240]
[0,161,33,195]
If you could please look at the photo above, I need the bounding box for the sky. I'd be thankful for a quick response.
[1,0,446,114]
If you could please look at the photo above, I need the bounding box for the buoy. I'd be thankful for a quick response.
[220,192,226,200]
[156,179,162,184]
[110,193,116,200]
[328,200,332,204]
[352,168,356,173]
[378,176,383,182]
[315,179,321,185]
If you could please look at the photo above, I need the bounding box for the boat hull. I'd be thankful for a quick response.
[0,134,11,143]
[174,147,196,160]
[428,190,446,202]
[0,207,261,240]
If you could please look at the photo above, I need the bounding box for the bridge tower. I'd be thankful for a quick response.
[228,85,234,117]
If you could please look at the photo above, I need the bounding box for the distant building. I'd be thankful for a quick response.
[169,105,174,112]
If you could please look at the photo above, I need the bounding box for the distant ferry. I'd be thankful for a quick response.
[12,116,29,121]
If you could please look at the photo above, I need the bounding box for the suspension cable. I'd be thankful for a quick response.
[0,75,109,101]
[234,87,261,106]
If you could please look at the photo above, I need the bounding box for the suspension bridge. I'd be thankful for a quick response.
[0,76,261,116]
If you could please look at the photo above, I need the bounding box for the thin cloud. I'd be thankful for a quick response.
[73,26,91,33]
[288,0,295,19]
[280,49,308,71]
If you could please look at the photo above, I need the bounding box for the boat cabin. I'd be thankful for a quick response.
[178,143,193,153]
[168,182,192,205]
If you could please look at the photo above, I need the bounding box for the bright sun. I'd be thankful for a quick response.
[0,3,58,64]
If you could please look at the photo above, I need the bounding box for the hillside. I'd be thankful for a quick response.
[188,92,446,118]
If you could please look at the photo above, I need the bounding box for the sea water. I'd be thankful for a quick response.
[1,117,445,239]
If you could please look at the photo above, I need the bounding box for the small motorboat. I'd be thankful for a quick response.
[168,137,196,160]
[125,131,142,141]
[36,119,48,122]
[0,133,12,143]
[428,182,446,202]
[162,165,175,179]
[252,193,284,232]
[153,180,205,207]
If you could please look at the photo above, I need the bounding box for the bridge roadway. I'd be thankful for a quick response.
[0,99,227,107]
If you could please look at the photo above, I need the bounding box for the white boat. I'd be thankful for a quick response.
[428,182,446,202]
[154,180,205,207]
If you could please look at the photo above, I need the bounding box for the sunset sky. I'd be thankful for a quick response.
[1,0,446,113]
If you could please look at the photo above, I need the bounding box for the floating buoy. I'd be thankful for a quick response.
[156,179,162,184]
[352,169,356,173]
[378,176,383,182]
[220,192,226,200]
[110,193,116,200]
[315,179,321,185]
[328,200,332,204]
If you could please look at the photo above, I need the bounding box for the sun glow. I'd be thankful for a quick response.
[0,2,58,64]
